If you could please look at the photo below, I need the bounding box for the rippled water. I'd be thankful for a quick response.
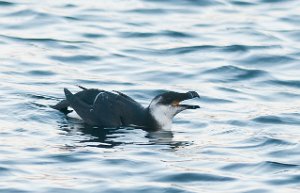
[1,0,300,192]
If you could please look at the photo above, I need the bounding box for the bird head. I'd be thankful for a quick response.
[148,91,200,130]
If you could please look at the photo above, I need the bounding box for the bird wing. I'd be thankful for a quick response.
[91,91,123,127]
[112,90,144,108]
[63,88,144,127]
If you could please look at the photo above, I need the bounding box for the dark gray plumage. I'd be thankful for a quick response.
[52,87,200,131]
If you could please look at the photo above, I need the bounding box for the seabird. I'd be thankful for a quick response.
[52,86,200,131]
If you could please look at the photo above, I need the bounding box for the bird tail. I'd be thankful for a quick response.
[50,99,73,114]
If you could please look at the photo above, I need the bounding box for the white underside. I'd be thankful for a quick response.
[67,109,82,120]
[150,103,177,130]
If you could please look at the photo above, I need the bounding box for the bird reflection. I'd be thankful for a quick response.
[59,119,123,148]
[58,117,191,149]
[146,130,192,149]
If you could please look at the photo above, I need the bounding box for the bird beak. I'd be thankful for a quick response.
[187,91,200,99]
[172,91,200,109]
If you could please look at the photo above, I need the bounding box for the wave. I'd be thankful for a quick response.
[143,0,223,6]
[50,55,100,63]
[202,65,268,82]
[124,44,276,56]
[264,79,300,89]
[156,172,235,182]
[120,30,193,38]
[240,55,296,66]
[253,115,300,125]
[0,1,14,6]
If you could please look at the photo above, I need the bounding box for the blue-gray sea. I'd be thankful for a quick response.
[1,0,300,192]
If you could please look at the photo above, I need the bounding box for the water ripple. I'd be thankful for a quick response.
[50,55,100,63]
[0,34,88,45]
[221,161,298,173]
[156,172,235,183]
[253,115,300,125]
[27,70,56,77]
[1,0,300,192]
[202,65,268,82]
[230,137,295,149]
[124,44,276,56]
[121,30,194,38]
[265,79,300,89]
[144,0,223,6]
[0,1,13,6]
[230,0,255,6]
[241,55,296,66]
[127,8,167,14]
[267,175,300,186]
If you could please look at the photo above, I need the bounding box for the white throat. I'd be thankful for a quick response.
[150,105,173,130]
[149,99,177,130]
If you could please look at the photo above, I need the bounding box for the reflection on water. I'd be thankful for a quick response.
[58,118,191,149]
[1,0,300,192]
[59,122,124,148]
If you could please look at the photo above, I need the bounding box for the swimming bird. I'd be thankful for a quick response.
[52,86,200,131]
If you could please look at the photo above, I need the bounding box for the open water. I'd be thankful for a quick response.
[0,0,300,192]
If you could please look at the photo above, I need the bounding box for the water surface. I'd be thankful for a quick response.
[1,0,300,192]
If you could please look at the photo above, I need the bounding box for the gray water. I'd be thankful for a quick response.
[1,0,300,192]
